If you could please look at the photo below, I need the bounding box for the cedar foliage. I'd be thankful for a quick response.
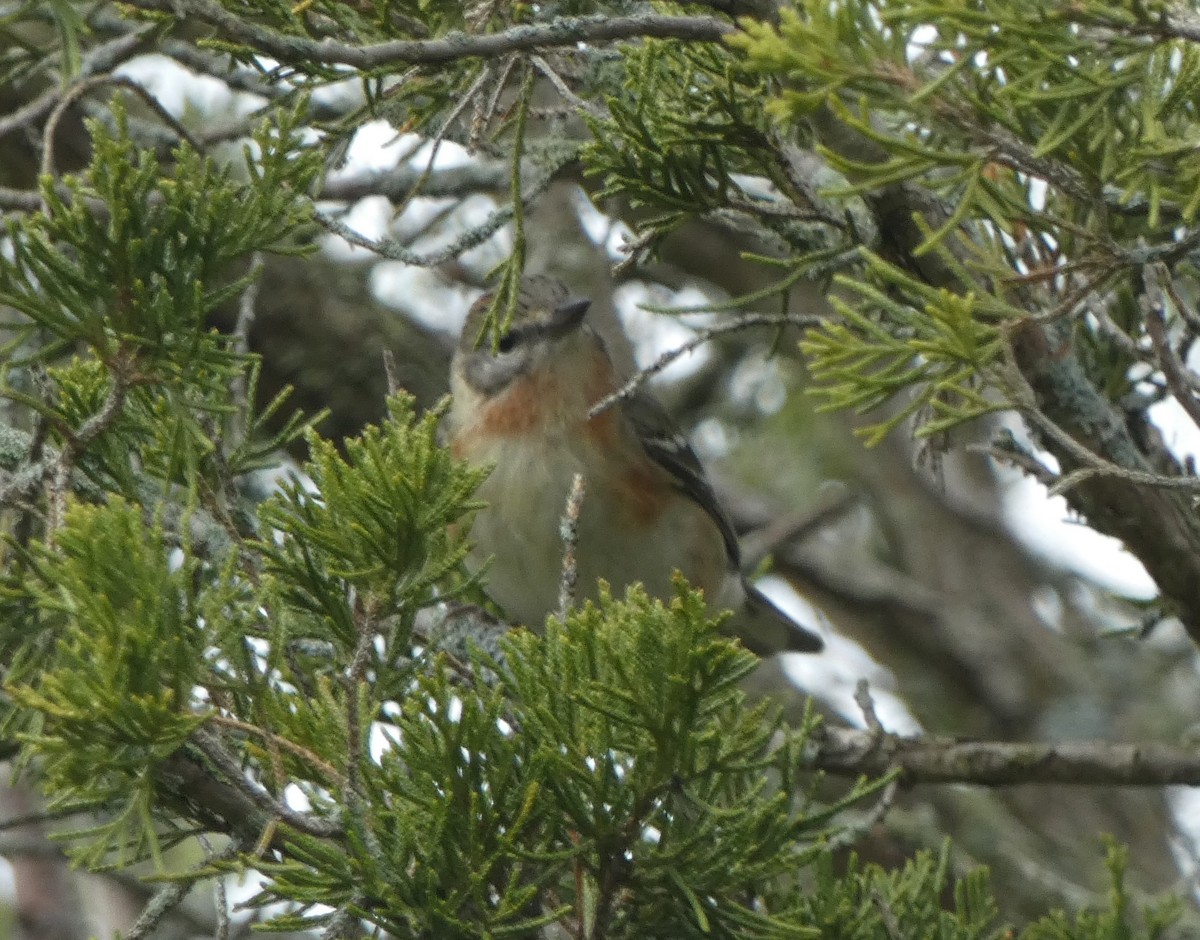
[0,0,1196,935]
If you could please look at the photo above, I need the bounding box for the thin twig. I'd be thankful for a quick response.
[1030,267,1118,326]
[125,877,195,939]
[1005,356,1200,493]
[197,834,231,940]
[811,725,1200,786]
[208,714,348,789]
[0,25,156,143]
[611,229,659,279]
[558,473,587,619]
[854,679,885,738]
[472,55,519,151]
[871,889,903,940]
[826,777,901,852]
[343,599,387,870]
[1090,303,1144,360]
[1143,265,1200,432]
[382,350,401,397]
[1021,404,1200,495]
[464,59,498,151]
[232,254,264,359]
[588,313,824,418]
[530,54,607,119]
[228,253,264,448]
[1159,261,1200,334]
[346,623,373,792]
[394,63,494,218]
[970,443,1058,488]
[125,839,244,940]
[314,156,563,267]
[42,75,202,181]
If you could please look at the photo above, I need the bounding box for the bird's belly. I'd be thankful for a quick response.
[463,436,728,628]
[466,439,576,627]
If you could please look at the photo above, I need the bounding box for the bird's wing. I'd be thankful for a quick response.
[620,389,825,654]
[618,389,741,566]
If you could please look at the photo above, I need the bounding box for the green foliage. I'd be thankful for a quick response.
[45,0,86,79]
[575,10,1030,446]
[801,251,1005,444]
[1,392,489,869]
[727,3,908,123]
[189,0,471,60]
[502,583,821,938]
[255,395,487,652]
[479,68,537,344]
[581,36,858,263]
[584,40,776,241]
[249,583,850,939]
[208,575,1185,939]
[0,95,320,507]
[33,355,311,498]
[1024,842,1182,940]
[6,499,209,867]
[720,0,1200,443]
[801,842,999,939]
[0,1,1194,933]
[731,1,1200,225]
[0,90,327,867]
[199,393,490,786]
[0,99,317,373]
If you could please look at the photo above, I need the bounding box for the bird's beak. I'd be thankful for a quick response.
[545,298,591,338]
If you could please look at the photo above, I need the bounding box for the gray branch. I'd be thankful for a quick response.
[320,160,508,202]
[122,3,732,68]
[812,726,1200,787]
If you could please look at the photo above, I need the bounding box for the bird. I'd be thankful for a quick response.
[444,275,823,656]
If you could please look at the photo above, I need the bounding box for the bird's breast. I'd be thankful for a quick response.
[447,345,728,626]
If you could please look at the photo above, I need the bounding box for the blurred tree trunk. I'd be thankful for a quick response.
[0,784,87,940]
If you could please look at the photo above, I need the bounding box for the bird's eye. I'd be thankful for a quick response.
[497,331,517,353]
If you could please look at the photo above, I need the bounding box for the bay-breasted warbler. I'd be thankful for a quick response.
[446,276,823,656]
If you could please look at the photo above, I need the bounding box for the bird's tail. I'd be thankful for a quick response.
[737,583,825,656]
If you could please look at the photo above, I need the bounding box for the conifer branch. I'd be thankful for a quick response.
[46,371,130,538]
[786,74,1200,638]
[208,714,347,789]
[588,311,825,419]
[318,160,508,202]
[811,726,1200,787]
[189,729,343,840]
[119,3,733,68]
